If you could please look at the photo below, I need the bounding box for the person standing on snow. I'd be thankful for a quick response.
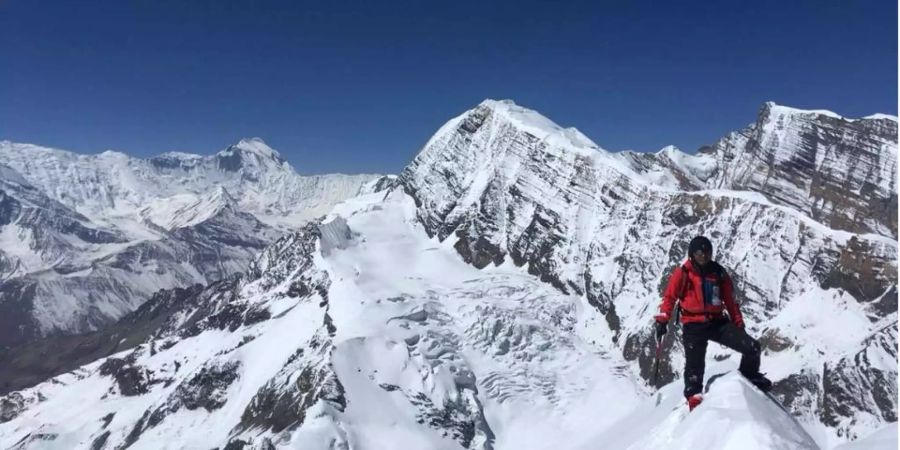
[654,236,772,411]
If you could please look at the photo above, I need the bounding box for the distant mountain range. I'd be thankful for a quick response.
[0,138,383,347]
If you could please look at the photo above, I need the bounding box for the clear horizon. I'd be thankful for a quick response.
[1,0,896,175]
[5,98,894,177]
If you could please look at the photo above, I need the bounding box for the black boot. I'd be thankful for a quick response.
[743,372,772,392]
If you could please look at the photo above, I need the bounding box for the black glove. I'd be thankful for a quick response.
[655,321,668,339]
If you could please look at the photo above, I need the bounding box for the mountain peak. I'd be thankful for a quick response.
[759,101,897,123]
[761,101,846,121]
[471,99,601,152]
[233,137,281,158]
[208,184,237,207]
[216,138,288,174]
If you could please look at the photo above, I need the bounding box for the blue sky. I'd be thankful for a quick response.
[1,0,896,174]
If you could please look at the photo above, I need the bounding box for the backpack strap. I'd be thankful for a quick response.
[674,264,690,323]
[710,262,726,285]
[679,264,690,299]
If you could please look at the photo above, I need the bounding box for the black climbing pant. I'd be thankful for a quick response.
[681,317,761,398]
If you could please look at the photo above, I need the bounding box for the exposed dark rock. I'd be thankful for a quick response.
[458,105,490,134]
[242,306,272,327]
[604,303,621,344]
[8,432,59,448]
[821,237,894,304]
[98,358,127,377]
[623,326,677,388]
[0,392,29,423]
[710,103,897,237]
[105,362,151,397]
[286,280,311,298]
[668,204,702,227]
[759,328,794,352]
[583,271,610,314]
[176,360,241,411]
[237,357,345,434]
[409,390,495,450]
[771,370,819,416]
[90,430,110,450]
[324,313,337,336]
[285,348,305,365]
[821,323,898,437]
[121,409,151,449]
[216,149,243,172]
[454,230,505,269]
[372,175,398,193]
[100,412,115,428]
[867,286,898,319]
[223,439,249,450]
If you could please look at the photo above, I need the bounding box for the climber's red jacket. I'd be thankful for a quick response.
[656,259,744,326]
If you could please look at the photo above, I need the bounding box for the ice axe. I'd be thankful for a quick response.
[652,305,679,388]
[651,331,664,387]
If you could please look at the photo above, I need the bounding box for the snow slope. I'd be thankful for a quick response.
[0,189,849,450]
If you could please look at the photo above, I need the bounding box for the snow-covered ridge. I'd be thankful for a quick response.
[231,137,284,158]
[439,100,897,231]
[479,99,602,152]
[558,99,897,238]
[137,186,238,231]
[764,101,898,123]
[405,99,897,240]
[861,113,898,122]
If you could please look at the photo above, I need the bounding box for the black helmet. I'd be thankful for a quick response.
[688,236,712,257]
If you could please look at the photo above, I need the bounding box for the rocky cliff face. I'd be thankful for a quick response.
[699,103,895,237]
[619,103,897,239]
[399,99,897,441]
